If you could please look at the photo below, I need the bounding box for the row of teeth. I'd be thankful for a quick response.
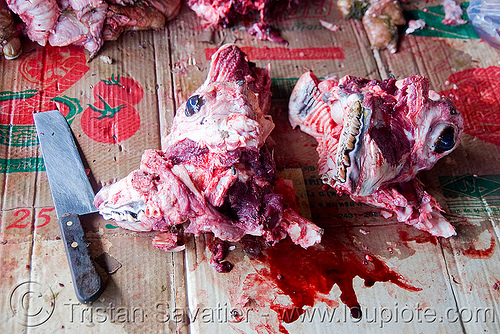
[103,209,144,222]
[335,99,364,183]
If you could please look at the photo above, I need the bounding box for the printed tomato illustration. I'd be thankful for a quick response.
[0,93,78,125]
[439,66,500,147]
[93,74,143,106]
[19,45,89,99]
[81,95,141,143]
[0,45,89,128]
[82,74,143,143]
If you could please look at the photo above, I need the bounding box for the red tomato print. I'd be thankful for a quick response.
[0,92,76,125]
[81,95,140,143]
[82,74,143,143]
[440,66,500,147]
[93,74,143,106]
[0,45,89,126]
[19,45,89,99]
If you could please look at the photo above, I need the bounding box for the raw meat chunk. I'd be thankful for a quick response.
[94,45,323,261]
[289,71,463,237]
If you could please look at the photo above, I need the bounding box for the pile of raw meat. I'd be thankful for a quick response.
[94,44,323,271]
[186,0,297,44]
[1,0,181,58]
[289,71,463,237]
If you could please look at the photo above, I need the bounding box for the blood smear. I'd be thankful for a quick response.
[245,227,422,332]
[463,235,496,259]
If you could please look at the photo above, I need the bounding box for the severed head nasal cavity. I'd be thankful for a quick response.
[434,126,455,153]
[185,95,205,117]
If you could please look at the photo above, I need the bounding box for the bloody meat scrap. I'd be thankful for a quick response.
[94,45,323,266]
[4,0,180,57]
[338,0,406,53]
[289,71,463,237]
[186,0,297,44]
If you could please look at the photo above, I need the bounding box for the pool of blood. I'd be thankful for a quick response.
[246,226,425,331]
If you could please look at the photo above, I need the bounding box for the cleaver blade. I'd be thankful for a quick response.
[34,110,102,304]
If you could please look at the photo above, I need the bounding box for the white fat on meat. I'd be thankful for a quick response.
[49,0,107,56]
[167,82,274,153]
[442,0,467,26]
[49,10,88,46]
[6,0,60,45]
[147,0,180,20]
[7,0,180,57]
[186,1,229,26]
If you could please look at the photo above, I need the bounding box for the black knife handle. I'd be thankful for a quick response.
[59,213,102,304]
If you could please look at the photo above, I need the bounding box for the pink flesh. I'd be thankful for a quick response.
[442,0,467,26]
[6,0,60,46]
[49,9,90,47]
[186,0,294,43]
[94,45,323,251]
[289,71,463,237]
[7,0,180,56]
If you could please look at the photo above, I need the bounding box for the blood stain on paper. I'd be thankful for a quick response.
[238,225,425,333]
[462,234,496,259]
[398,229,437,247]
[448,219,497,260]
[218,219,493,332]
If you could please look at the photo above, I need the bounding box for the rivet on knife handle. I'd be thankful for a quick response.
[59,213,102,304]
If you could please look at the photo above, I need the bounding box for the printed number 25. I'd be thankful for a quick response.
[6,208,54,229]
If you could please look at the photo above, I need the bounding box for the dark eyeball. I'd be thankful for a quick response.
[185,95,204,117]
[435,126,455,153]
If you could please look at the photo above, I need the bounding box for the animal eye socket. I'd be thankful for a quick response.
[435,126,455,153]
[185,95,204,117]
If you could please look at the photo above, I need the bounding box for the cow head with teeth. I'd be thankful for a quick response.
[94,45,324,258]
[289,71,463,237]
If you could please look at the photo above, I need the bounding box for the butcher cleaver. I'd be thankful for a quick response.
[33,110,102,304]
